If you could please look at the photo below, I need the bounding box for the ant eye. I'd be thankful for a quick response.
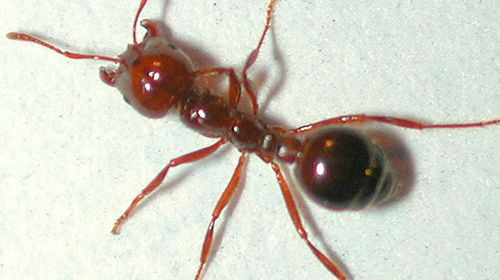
[123,96,131,105]
[167,43,177,50]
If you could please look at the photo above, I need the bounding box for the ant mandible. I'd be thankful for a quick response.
[7,0,499,279]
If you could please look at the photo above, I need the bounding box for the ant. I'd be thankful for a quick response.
[7,0,499,279]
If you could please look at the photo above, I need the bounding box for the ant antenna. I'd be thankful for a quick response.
[6,0,153,62]
[133,0,149,45]
[5,32,120,63]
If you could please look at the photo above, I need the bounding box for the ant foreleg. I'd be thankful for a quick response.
[193,68,242,109]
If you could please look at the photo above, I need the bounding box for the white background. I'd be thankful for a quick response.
[1,1,498,279]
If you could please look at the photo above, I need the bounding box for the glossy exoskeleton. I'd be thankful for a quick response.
[7,0,499,279]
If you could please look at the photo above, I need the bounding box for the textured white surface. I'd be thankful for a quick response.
[1,1,499,280]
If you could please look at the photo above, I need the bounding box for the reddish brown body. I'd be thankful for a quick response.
[7,0,499,279]
[98,16,303,165]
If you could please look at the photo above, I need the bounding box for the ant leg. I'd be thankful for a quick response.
[289,114,500,135]
[270,162,347,280]
[193,0,278,114]
[111,138,227,234]
[193,68,241,109]
[194,153,248,280]
[242,0,278,115]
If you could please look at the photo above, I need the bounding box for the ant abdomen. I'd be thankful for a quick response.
[295,128,395,210]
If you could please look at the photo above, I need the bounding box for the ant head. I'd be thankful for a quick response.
[100,20,195,118]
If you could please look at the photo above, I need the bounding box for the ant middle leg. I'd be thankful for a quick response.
[242,0,278,115]
[195,153,248,280]
[111,138,227,234]
[193,0,278,115]
[289,114,500,135]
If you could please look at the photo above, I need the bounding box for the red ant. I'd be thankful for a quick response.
[7,0,499,279]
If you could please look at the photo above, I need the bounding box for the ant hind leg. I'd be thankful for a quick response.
[289,114,500,135]
[270,162,348,280]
